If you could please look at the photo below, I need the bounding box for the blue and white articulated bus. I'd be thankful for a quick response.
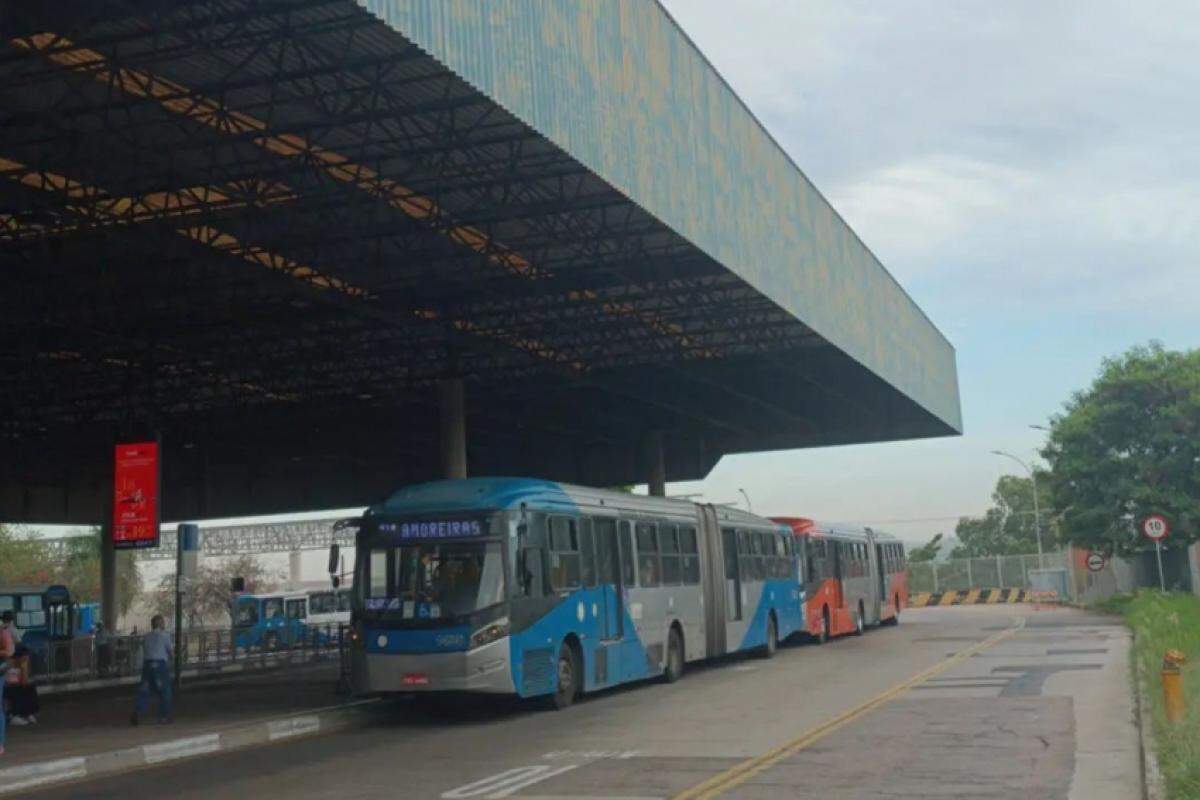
[341,478,804,708]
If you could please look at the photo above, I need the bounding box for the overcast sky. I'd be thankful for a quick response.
[658,0,1200,541]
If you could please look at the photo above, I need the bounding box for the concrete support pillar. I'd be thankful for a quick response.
[644,431,666,497]
[289,550,303,590]
[439,378,467,479]
[100,521,117,631]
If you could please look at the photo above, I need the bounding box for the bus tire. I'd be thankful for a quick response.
[758,615,778,659]
[263,632,280,652]
[663,627,684,683]
[552,642,580,710]
[854,602,865,636]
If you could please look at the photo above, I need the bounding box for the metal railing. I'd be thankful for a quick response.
[31,622,347,686]
[907,551,1069,595]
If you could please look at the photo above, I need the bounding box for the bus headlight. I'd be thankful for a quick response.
[470,618,510,649]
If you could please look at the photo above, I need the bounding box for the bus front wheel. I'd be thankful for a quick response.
[552,643,580,710]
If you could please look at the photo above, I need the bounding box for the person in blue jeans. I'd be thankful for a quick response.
[131,615,173,725]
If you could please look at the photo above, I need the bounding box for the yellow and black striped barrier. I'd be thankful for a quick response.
[909,588,1034,607]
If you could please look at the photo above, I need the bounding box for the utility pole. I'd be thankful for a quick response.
[991,450,1044,568]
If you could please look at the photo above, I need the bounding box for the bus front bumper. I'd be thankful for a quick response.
[351,636,515,694]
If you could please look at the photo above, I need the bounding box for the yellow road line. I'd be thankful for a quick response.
[671,621,1022,800]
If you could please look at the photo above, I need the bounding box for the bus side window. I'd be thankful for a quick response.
[680,526,700,584]
[548,517,581,591]
[636,522,660,587]
[579,517,597,588]
[287,599,306,620]
[660,524,681,585]
[759,533,771,580]
[620,521,636,587]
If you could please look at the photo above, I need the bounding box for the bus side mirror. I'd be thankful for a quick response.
[327,543,340,578]
[331,575,341,589]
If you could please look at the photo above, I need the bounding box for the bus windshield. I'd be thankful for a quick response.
[360,541,505,622]
[233,598,259,627]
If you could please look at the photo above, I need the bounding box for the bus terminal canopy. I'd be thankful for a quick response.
[0,1,961,524]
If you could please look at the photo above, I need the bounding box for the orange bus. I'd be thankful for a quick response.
[771,518,907,642]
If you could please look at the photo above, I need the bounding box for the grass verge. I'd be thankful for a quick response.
[1104,592,1200,799]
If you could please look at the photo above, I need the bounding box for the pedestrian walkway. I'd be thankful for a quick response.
[1,663,350,768]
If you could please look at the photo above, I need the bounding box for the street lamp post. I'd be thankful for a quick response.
[738,488,753,514]
[991,450,1044,567]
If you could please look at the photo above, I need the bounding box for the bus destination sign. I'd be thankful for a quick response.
[378,519,484,539]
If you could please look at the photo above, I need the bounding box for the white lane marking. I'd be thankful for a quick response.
[732,665,758,672]
[442,765,579,798]
[0,757,88,795]
[143,733,221,764]
[522,796,664,800]
[268,714,320,740]
[542,750,640,761]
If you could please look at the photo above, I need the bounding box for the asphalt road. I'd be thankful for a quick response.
[29,605,1140,800]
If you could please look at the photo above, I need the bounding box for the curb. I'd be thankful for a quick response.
[0,699,378,795]
[1132,634,1166,800]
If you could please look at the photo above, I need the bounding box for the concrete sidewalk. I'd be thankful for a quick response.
[0,663,380,793]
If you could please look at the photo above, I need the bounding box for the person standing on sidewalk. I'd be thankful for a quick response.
[131,615,173,725]
[0,616,13,755]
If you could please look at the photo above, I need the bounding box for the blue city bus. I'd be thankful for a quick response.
[230,591,311,651]
[0,584,85,669]
[342,478,803,708]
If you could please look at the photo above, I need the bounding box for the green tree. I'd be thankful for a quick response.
[908,533,944,562]
[952,474,1052,557]
[1042,343,1200,553]
[0,524,57,585]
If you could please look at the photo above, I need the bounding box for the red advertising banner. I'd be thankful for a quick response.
[112,441,160,549]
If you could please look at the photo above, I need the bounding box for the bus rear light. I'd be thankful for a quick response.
[402,673,430,686]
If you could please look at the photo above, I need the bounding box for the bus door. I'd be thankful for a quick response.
[832,541,845,609]
[721,528,742,622]
[697,505,727,658]
[874,543,888,611]
[594,517,623,641]
[285,597,308,645]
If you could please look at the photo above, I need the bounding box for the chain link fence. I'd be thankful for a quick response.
[907,551,1069,594]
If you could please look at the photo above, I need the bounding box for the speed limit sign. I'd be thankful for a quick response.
[1142,515,1170,542]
